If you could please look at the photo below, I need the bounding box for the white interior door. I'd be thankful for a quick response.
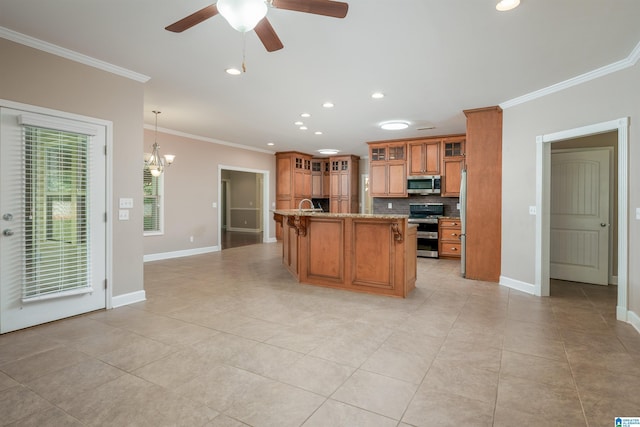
[0,107,107,333]
[550,149,610,285]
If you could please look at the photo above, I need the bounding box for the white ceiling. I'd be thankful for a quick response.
[1,0,639,157]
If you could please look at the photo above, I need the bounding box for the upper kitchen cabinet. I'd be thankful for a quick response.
[330,155,359,213]
[276,151,312,238]
[368,141,407,198]
[440,135,466,197]
[408,139,440,176]
[311,158,330,198]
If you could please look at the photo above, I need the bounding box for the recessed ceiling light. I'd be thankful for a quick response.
[294,121,303,126]
[314,131,323,135]
[301,113,311,118]
[322,102,334,108]
[371,92,385,99]
[496,0,520,11]
[300,126,308,130]
[317,149,339,155]
[380,121,410,130]
[225,68,241,75]
[267,142,275,146]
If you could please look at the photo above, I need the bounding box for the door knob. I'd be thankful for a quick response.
[2,213,12,221]
[3,229,14,236]
[600,223,608,227]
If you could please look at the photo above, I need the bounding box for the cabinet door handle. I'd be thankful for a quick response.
[451,247,457,251]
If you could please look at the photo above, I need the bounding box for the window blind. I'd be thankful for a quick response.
[143,169,161,233]
[22,125,92,301]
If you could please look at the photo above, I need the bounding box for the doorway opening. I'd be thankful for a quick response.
[218,166,270,250]
[535,118,629,321]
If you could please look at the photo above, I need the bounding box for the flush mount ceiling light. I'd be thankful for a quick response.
[217,0,268,32]
[301,113,311,118]
[496,0,520,11]
[144,111,176,177]
[294,121,303,126]
[299,126,308,130]
[371,92,385,99]
[267,142,274,146]
[380,121,410,130]
[314,131,323,135]
[317,149,339,155]
[225,67,242,75]
[322,102,334,108]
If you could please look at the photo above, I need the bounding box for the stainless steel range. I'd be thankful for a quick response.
[408,203,444,258]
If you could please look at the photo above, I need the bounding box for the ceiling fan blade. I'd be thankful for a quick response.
[254,18,284,52]
[272,0,348,18]
[165,4,219,33]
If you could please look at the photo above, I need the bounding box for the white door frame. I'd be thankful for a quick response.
[535,117,628,321]
[217,165,271,250]
[0,98,113,312]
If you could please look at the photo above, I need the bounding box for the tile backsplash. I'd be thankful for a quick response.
[372,195,460,217]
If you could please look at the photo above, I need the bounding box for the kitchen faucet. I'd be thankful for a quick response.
[298,198,314,210]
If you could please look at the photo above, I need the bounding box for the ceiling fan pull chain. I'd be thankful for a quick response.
[242,32,247,73]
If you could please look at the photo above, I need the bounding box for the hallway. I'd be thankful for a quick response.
[0,243,638,426]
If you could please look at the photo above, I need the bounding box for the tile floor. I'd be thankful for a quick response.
[1,242,639,426]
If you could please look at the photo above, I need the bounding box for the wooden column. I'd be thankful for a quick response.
[463,106,502,282]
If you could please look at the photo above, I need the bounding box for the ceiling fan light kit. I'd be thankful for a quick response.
[217,0,268,32]
[166,0,348,53]
[496,0,520,11]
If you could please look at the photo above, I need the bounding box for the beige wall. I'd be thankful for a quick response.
[0,38,144,298]
[142,129,275,255]
[502,61,640,315]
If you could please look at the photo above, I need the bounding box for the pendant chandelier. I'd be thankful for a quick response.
[144,111,175,177]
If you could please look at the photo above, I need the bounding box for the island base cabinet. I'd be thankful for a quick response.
[274,212,416,298]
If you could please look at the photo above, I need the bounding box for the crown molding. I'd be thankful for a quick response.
[144,124,276,155]
[501,40,640,110]
[0,26,150,83]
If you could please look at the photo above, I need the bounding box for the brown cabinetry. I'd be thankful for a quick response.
[463,106,502,282]
[368,142,407,197]
[438,218,461,259]
[275,151,312,239]
[441,136,466,197]
[330,155,359,213]
[408,140,440,176]
[311,159,330,198]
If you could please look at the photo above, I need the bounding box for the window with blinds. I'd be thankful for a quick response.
[22,126,91,301]
[143,169,163,234]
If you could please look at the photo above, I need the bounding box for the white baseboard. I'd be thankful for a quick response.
[499,275,536,295]
[609,275,618,285]
[264,237,277,243]
[144,245,219,262]
[628,309,640,335]
[112,290,146,308]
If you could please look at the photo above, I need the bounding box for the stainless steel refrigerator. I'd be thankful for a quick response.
[459,168,467,277]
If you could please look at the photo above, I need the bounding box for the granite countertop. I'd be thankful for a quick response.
[439,216,461,220]
[272,209,409,220]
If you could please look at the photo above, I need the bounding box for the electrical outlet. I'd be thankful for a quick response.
[636,207,640,220]
[387,202,393,209]
[189,236,194,242]
[118,210,129,220]
[212,202,217,208]
[529,206,537,215]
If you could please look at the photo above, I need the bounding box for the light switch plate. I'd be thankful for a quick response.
[212,202,217,208]
[636,207,640,220]
[119,198,133,209]
[118,209,129,220]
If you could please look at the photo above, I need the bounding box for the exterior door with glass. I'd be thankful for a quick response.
[0,107,107,333]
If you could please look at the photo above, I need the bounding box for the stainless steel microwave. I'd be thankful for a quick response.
[407,175,441,195]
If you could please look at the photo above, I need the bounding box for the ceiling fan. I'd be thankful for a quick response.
[165,0,349,53]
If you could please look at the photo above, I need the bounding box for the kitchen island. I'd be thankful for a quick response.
[272,210,417,298]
